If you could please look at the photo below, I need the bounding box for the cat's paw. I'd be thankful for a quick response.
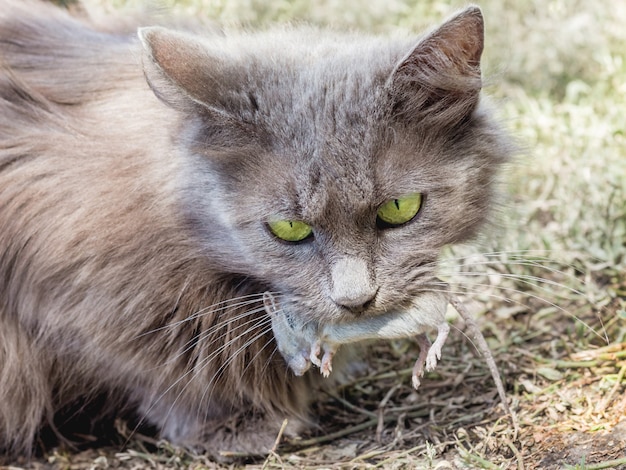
[163,412,304,463]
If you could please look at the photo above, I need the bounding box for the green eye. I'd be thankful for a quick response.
[377,193,423,227]
[267,220,313,242]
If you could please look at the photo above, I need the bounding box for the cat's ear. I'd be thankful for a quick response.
[138,26,243,119]
[388,6,484,127]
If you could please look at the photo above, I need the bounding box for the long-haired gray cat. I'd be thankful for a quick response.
[0,0,512,459]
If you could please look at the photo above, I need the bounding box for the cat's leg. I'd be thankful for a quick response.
[0,314,52,456]
[157,411,300,460]
[195,413,304,461]
[141,389,307,461]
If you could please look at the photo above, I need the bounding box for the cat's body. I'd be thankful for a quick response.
[0,0,511,459]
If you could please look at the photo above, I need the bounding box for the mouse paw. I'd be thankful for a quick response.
[309,340,322,368]
[411,333,431,389]
[319,347,335,377]
[411,321,450,390]
[411,374,422,390]
[308,340,337,377]
[425,321,450,372]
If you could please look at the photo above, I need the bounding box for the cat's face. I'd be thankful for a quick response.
[140,7,510,324]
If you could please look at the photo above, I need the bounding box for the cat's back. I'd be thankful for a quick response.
[0,0,178,193]
[0,0,167,171]
[0,1,188,307]
[1,0,140,108]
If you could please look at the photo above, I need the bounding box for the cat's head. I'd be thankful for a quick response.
[139,7,511,324]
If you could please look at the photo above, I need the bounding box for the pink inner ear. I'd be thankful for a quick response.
[141,27,223,109]
[141,28,179,74]
[433,7,484,69]
[386,7,484,127]
[403,7,484,80]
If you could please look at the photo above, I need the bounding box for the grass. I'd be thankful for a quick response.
[15,0,626,469]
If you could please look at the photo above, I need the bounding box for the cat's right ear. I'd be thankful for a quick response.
[138,26,238,119]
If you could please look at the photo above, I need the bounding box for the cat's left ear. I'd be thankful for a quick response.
[388,6,484,127]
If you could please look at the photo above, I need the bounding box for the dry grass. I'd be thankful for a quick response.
[9,0,626,469]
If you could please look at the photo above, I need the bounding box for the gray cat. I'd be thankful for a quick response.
[0,0,512,459]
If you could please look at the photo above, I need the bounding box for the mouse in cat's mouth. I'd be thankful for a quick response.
[263,289,450,389]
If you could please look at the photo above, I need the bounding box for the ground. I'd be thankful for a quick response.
[15,289,626,469]
[5,0,626,468]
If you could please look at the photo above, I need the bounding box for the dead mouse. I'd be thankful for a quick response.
[263,290,450,389]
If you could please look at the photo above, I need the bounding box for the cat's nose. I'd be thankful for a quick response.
[333,290,377,313]
[330,256,377,313]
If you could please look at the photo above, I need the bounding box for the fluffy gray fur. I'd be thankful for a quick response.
[0,0,511,459]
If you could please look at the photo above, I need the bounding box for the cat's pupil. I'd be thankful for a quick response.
[394,199,400,210]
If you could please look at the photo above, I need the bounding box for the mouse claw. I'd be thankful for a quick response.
[411,322,450,389]
[411,333,430,390]
[320,347,335,377]
[411,374,421,390]
[425,321,450,372]
[309,340,322,367]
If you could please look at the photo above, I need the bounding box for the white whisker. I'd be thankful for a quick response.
[196,322,275,416]
[136,315,274,440]
[155,305,270,371]
[444,271,586,298]
[426,281,605,341]
[133,292,276,339]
